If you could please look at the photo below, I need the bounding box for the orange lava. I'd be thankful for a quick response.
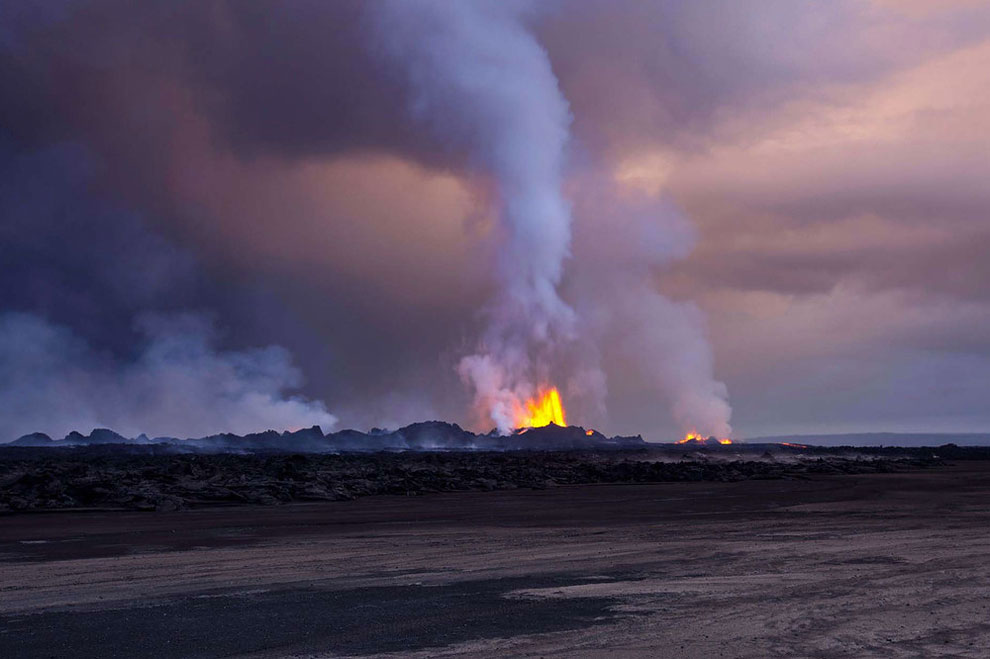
[676,432,705,444]
[677,432,732,445]
[515,387,566,428]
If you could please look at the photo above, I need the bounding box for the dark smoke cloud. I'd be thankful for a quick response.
[0,142,196,346]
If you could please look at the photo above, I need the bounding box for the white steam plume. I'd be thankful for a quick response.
[373,0,575,432]
[567,180,733,438]
[373,1,732,439]
[0,312,337,442]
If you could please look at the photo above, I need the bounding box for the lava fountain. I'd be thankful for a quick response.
[515,387,566,429]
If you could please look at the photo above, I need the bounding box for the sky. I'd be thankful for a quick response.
[2,0,989,442]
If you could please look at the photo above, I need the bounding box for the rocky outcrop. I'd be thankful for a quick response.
[7,433,54,447]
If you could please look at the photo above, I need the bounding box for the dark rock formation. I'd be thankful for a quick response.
[7,432,54,447]
[5,422,645,453]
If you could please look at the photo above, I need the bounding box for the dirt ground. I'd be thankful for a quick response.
[2,461,990,658]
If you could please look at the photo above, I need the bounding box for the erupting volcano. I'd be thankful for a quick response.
[379,0,733,441]
[516,387,566,429]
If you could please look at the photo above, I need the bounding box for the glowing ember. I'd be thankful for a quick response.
[781,442,809,449]
[515,387,566,428]
[585,429,594,436]
[676,432,705,444]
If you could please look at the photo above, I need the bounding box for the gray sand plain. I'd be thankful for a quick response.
[2,462,989,657]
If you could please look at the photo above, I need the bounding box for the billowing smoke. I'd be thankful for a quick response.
[0,312,337,442]
[372,0,732,437]
[372,0,575,432]
[371,1,730,436]
[567,182,734,438]
[0,2,733,442]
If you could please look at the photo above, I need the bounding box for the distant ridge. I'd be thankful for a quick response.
[3,422,645,453]
[745,432,990,447]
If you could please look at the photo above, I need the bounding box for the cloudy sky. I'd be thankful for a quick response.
[2,0,989,442]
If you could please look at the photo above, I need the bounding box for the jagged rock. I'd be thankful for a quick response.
[86,429,129,444]
[4,422,646,453]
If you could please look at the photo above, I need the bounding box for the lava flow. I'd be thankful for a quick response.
[515,387,566,428]
[676,432,732,445]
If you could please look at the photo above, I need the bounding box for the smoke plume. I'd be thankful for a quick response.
[373,0,576,432]
[373,0,732,437]
[0,1,736,441]
[567,182,734,438]
[0,312,337,442]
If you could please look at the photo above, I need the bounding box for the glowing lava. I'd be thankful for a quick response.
[676,432,705,444]
[516,387,566,428]
[676,432,732,445]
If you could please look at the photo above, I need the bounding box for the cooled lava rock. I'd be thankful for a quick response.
[0,447,944,513]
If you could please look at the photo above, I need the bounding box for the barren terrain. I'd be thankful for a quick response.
[3,461,990,657]
[0,446,942,512]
